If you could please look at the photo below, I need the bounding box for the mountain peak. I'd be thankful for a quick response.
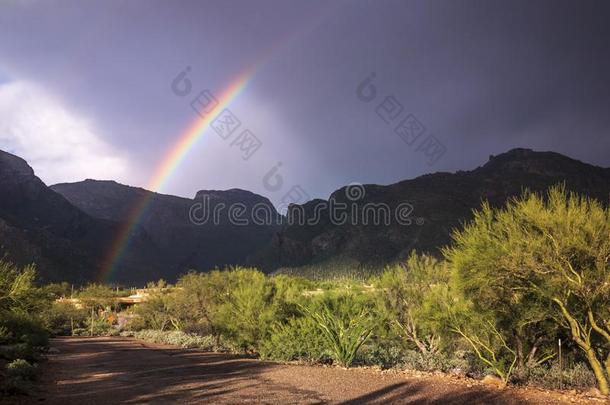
[501,147,534,155]
[478,148,604,177]
[0,150,35,178]
[255,148,610,271]
[194,188,273,206]
[486,148,555,163]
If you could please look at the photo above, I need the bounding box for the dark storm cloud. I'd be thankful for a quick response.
[0,0,608,205]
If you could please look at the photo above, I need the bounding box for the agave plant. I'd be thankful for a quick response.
[300,298,374,367]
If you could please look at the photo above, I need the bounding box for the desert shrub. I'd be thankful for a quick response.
[514,362,597,390]
[180,322,214,336]
[168,271,233,339]
[123,330,223,351]
[0,260,53,395]
[0,342,40,363]
[130,281,175,332]
[422,278,532,384]
[359,347,485,376]
[1,359,39,394]
[375,253,448,354]
[259,316,330,363]
[85,316,116,336]
[356,343,405,368]
[0,343,28,362]
[398,350,474,373]
[41,301,88,336]
[67,314,117,337]
[0,311,48,349]
[213,268,281,352]
[41,282,72,300]
[131,270,306,353]
[0,262,47,314]
[5,358,39,380]
[123,314,148,332]
[0,261,50,350]
[1,375,32,395]
[71,328,89,336]
[76,284,121,310]
[73,284,127,334]
[268,275,312,317]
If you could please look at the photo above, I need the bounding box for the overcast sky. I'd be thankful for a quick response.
[1,0,609,206]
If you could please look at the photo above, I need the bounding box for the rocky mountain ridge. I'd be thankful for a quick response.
[1,148,609,282]
[252,148,610,271]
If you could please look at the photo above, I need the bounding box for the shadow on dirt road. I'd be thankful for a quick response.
[31,337,574,404]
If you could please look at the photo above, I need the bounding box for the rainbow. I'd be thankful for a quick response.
[99,4,338,282]
[98,70,252,282]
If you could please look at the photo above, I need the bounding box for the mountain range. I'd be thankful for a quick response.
[254,148,610,272]
[0,150,279,284]
[0,148,608,284]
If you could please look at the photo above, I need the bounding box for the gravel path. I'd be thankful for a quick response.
[28,337,600,404]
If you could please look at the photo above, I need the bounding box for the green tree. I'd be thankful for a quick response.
[42,301,87,335]
[424,282,518,384]
[171,271,232,339]
[215,268,278,352]
[444,186,610,394]
[77,284,119,312]
[0,262,45,314]
[376,253,448,354]
[132,280,174,331]
[76,284,121,336]
[0,261,50,353]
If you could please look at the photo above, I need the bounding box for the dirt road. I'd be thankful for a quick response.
[28,337,596,404]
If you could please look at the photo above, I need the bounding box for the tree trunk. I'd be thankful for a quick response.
[605,353,610,395]
[515,335,525,369]
[526,337,544,367]
[554,299,609,395]
[587,310,610,391]
[584,346,609,395]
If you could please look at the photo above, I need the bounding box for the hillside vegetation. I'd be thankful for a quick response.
[2,186,609,397]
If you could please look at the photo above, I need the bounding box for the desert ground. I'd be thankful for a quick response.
[16,337,603,404]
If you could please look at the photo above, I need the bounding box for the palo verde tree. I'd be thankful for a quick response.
[421,273,524,385]
[0,261,50,349]
[444,186,610,395]
[214,268,279,352]
[376,253,448,354]
[0,262,45,314]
